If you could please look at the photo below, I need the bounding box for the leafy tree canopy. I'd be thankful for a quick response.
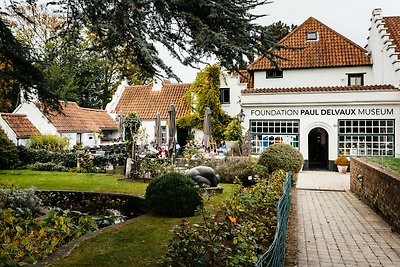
[3,0,279,82]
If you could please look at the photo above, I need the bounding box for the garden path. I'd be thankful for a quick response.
[296,171,400,266]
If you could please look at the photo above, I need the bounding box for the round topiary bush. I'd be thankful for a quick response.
[145,172,203,217]
[258,143,304,174]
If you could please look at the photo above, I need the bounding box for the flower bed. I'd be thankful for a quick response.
[164,170,287,266]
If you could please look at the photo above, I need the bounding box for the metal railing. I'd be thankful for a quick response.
[255,172,292,267]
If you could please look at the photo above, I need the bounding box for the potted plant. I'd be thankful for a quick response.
[334,155,349,174]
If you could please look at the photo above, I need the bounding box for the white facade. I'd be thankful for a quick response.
[220,73,246,116]
[253,66,373,88]
[14,102,58,135]
[241,90,400,169]
[366,9,400,87]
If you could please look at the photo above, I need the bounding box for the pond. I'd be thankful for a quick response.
[35,190,146,227]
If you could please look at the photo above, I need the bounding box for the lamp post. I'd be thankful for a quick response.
[237,108,245,123]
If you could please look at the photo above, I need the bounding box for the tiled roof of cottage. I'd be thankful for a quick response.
[383,16,400,59]
[0,113,40,137]
[248,17,372,71]
[115,82,191,120]
[241,84,397,94]
[44,101,117,132]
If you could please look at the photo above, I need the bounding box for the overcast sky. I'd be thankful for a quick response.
[162,0,400,83]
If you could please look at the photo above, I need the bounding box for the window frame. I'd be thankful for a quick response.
[306,31,318,41]
[220,88,230,104]
[266,69,283,79]
[347,73,365,86]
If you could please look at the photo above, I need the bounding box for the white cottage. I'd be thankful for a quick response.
[106,80,191,146]
[15,101,118,148]
[0,113,40,146]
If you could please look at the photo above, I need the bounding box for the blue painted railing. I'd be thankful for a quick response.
[255,172,292,267]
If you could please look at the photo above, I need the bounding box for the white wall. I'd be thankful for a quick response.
[253,66,373,89]
[14,102,58,134]
[0,116,17,144]
[220,73,247,116]
[366,9,400,88]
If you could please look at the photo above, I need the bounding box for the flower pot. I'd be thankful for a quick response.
[337,165,348,174]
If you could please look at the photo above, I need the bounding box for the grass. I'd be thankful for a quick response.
[0,170,147,196]
[0,170,236,266]
[366,157,400,174]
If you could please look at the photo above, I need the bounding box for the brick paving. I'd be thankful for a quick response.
[297,171,400,267]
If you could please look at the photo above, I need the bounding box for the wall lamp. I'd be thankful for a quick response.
[357,174,364,182]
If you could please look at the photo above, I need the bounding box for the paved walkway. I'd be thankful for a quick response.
[296,171,400,266]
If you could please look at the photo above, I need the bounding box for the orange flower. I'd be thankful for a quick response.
[274,178,280,183]
[228,215,237,224]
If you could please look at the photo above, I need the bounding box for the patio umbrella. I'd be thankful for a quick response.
[154,112,161,148]
[168,105,176,158]
[118,111,124,141]
[203,107,212,151]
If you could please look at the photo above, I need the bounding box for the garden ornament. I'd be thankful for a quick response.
[186,166,220,187]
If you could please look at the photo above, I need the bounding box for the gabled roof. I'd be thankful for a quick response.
[383,16,400,59]
[44,101,117,132]
[115,82,191,120]
[241,84,397,94]
[248,17,372,71]
[0,113,40,137]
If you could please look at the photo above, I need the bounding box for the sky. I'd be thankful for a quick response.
[161,0,400,83]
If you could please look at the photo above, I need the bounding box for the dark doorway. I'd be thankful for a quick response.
[308,128,329,170]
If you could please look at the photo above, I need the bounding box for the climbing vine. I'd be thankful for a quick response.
[177,64,231,142]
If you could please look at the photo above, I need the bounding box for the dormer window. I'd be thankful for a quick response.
[266,69,283,79]
[347,73,365,86]
[306,31,318,41]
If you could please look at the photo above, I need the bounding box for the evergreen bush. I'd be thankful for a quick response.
[258,143,304,174]
[0,128,19,169]
[27,162,69,172]
[145,172,203,217]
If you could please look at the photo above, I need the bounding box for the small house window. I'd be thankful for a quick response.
[220,88,230,104]
[161,126,166,143]
[347,73,364,86]
[306,31,318,41]
[266,69,283,79]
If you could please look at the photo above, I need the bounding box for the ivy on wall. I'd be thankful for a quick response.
[177,64,231,142]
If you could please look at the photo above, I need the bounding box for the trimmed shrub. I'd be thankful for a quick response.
[258,143,304,174]
[0,128,19,169]
[17,146,78,168]
[212,157,268,185]
[145,172,203,217]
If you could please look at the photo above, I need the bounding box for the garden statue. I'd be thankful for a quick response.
[186,166,220,187]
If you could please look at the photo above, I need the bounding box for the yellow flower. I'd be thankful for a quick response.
[228,215,237,224]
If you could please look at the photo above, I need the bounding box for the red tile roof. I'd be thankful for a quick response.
[115,82,191,120]
[384,16,400,59]
[45,101,117,132]
[248,17,372,71]
[241,84,397,94]
[1,113,40,137]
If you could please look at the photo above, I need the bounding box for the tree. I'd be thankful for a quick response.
[264,21,297,45]
[0,18,59,112]
[3,0,279,81]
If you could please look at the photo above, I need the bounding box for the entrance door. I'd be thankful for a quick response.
[308,128,329,170]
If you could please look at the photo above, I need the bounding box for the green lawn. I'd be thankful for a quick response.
[0,170,147,195]
[0,170,236,266]
[366,157,400,174]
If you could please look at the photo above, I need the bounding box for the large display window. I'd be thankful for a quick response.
[338,119,394,156]
[250,120,300,154]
